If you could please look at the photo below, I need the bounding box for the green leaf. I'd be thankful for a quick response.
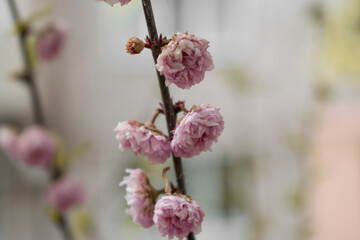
[46,207,61,222]
[54,148,67,170]
[71,209,92,237]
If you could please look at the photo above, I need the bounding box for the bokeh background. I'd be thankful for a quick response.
[1,0,360,239]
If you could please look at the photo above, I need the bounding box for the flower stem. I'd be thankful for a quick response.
[162,167,171,194]
[6,1,72,240]
[149,108,163,125]
[140,1,194,239]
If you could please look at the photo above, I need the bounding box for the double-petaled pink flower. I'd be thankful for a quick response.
[154,194,205,239]
[171,104,224,158]
[36,22,67,62]
[0,125,19,159]
[114,121,171,164]
[156,33,214,90]
[47,177,86,212]
[17,126,56,168]
[97,0,131,6]
[119,169,155,228]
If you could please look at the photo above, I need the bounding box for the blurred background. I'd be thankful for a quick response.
[1,0,360,239]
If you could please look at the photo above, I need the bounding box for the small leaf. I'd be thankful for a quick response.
[46,207,61,222]
[71,209,92,237]
[13,21,26,35]
[55,148,67,170]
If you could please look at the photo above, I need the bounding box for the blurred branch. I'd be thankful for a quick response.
[6,1,72,240]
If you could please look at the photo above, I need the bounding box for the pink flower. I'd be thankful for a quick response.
[47,177,86,212]
[0,125,18,158]
[155,33,214,89]
[171,104,224,158]
[119,169,155,228]
[114,121,171,164]
[97,0,131,6]
[153,195,205,239]
[36,22,67,62]
[17,126,56,168]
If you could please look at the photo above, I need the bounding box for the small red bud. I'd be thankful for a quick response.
[126,37,145,55]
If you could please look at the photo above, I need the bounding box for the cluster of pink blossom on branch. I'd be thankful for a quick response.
[114,104,224,162]
[0,125,87,213]
[120,168,205,239]
[0,126,55,168]
[98,0,224,239]
[2,1,88,239]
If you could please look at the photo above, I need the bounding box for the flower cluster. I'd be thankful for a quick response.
[114,105,224,162]
[172,104,224,158]
[0,125,88,214]
[47,177,86,212]
[156,33,214,89]
[120,169,205,239]
[154,195,205,239]
[119,169,155,228]
[0,125,56,168]
[114,121,171,164]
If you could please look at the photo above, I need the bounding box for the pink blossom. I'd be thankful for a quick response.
[171,104,224,158]
[97,0,131,6]
[153,195,205,239]
[155,33,214,89]
[36,22,67,62]
[0,125,18,158]
[47,177,86,212]
[17,126,56,168]
[114,121,171,164]
[119,169,155,228]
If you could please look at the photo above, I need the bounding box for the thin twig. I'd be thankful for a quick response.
[140,1,194,239]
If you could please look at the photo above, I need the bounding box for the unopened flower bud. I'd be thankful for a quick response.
[126,37,145,55]
[36,22,67,62]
